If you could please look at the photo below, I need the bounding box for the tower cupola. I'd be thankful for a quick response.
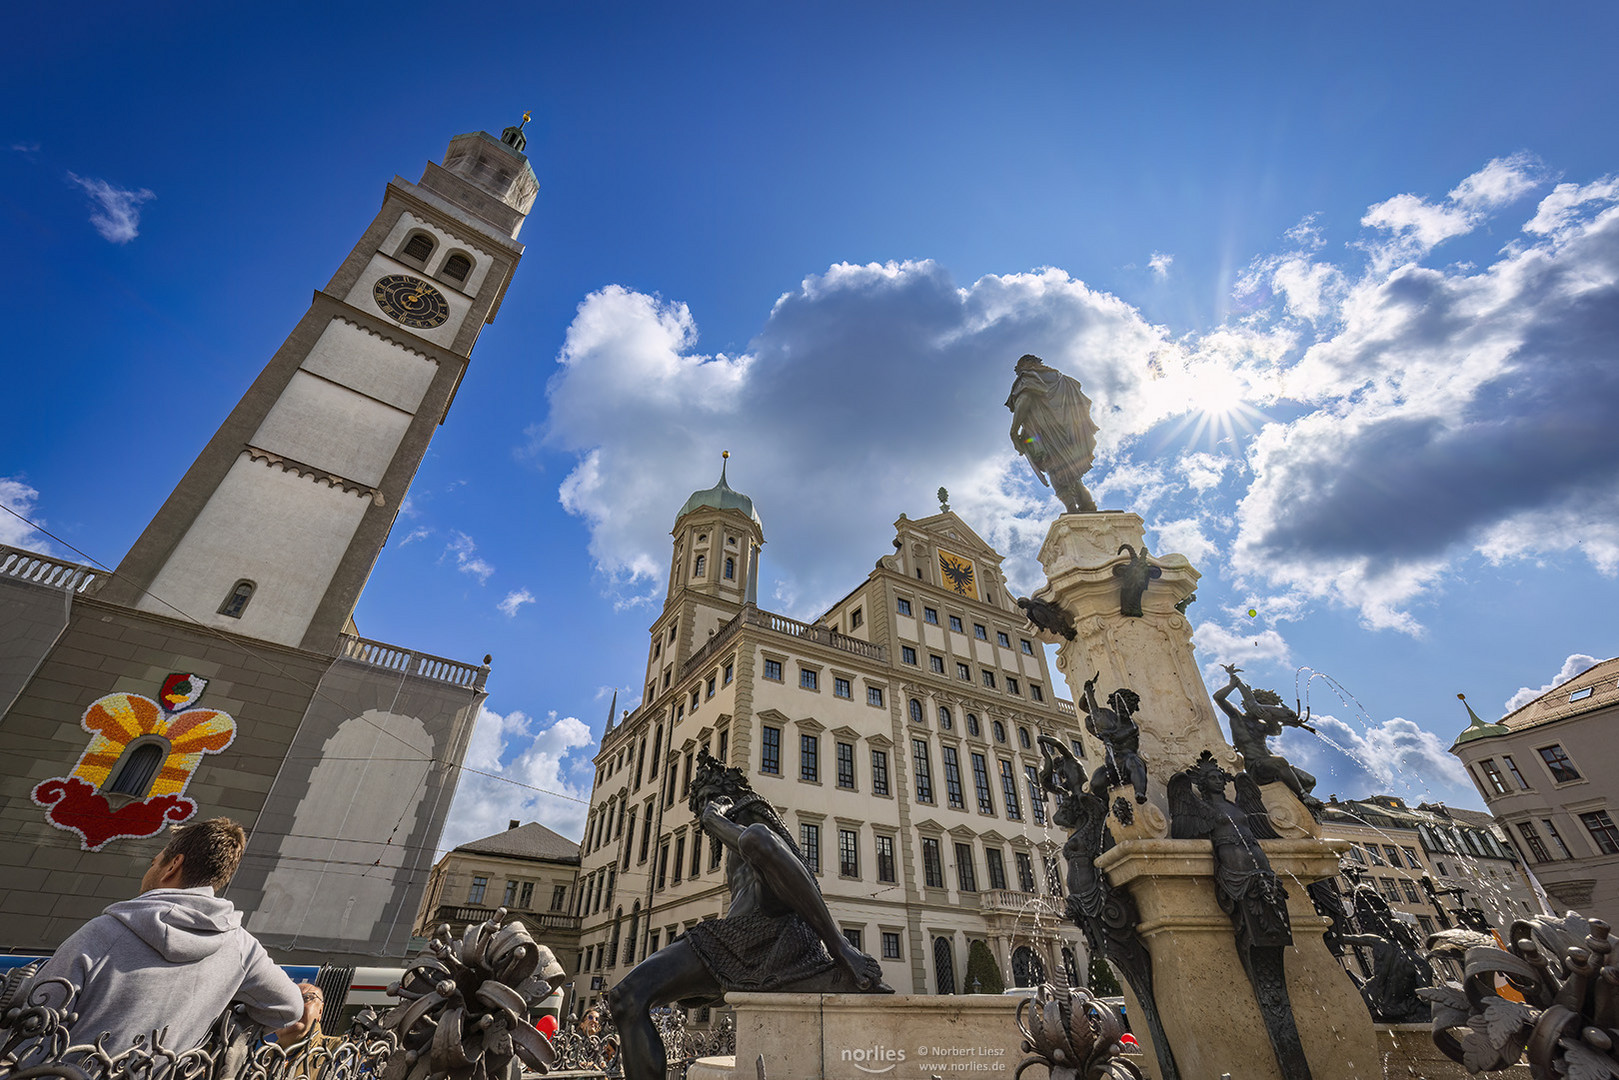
[676,453,761,528]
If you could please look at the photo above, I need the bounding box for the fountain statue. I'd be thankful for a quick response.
[1007,354,1100,513]
[1213,664,1323,813]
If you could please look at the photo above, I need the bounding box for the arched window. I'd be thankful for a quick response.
[694,554,706,577]
[400,232,435,264]
[1018,726,1031,749]
[993,720,1007,744]
[967,714,981,737]
[933,936,956,995]
[909,699,924,725]
[106,739,167,797]
[1012,945,1046,988]
[724,556,735,580]
[441,253,472,283]
[938,706,953,731]
[218,580,255,618]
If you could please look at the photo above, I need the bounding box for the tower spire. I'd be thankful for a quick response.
[720,449,730,485]
[502,110,532,152]
[1453,692,1510,744]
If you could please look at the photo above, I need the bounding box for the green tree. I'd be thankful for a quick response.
[1087,953,1122,996]
[963,939,1005,994]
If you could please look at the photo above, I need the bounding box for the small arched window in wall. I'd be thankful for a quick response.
[694,554,706,577]
[909,699,924,725]
[993,720,1007,744]
[724,556,735,580]
[105,738,169,797]
[218,580,255,618]
[441,252,472,284]
[967,714,981,737]
[1018,726,1031,749]
[400,232,435,265]
[938,707,953,731]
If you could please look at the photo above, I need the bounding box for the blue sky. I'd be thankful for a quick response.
[5,3,1617,851]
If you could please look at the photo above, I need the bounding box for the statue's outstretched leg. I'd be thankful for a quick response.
[608,938,723,1080]
[1126,754,1148,804]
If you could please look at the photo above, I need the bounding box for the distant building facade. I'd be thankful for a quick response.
[0,122,538,963]
[1450,657,1619,919]
[416,821,582,973]
[1320,795,1544,945]
[569,469,1090,1014]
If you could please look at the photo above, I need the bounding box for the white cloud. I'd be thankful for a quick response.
[66,172,154,244]
[1523,177,1619,239]
[1358,155,1544,271]
[498,588,535,618]
[439,706,595,854]
[1148,252,1173,277]
[443,531,494,584]
[1177,452,1233,493]
[398,526,431,546]
[1193,619,1292,676]
[1503,653,1602,715]
[1448,152,1544,213]
[1150,516,1217,564]
[0,478,51,553]
[1290,713,1472,802]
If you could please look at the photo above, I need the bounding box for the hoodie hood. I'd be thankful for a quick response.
[103,888,243,963]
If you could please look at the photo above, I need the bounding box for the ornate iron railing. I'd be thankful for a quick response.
[336,634,490,690]
[0,545,100,594]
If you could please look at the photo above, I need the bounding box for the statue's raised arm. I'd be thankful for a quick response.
[1006,354,1099,513]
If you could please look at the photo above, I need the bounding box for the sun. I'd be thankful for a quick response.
[1173,365,1268,448]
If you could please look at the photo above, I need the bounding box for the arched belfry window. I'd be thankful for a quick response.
[218,580,255,618]
[694,554,706,577]
[724,556,735,580]
[400,232,435,265]
[105,738,168,797]
[441,253,472,283]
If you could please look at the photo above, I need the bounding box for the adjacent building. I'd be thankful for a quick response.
[1450,658,1619,919]
[0,121,538,963]
[569,471,1091,1014]
[415,820,582,973]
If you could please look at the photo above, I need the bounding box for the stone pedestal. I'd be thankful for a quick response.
[1036,512,1235,805]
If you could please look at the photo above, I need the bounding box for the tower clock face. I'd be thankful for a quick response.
[938,548,979,599]
[372,274,450,329]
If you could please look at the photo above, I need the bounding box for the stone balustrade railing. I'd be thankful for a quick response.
[336,634,490,690]
[978,889,1065,917]
[0,544,101,593]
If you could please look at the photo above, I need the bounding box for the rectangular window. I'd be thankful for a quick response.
[1517,821,1553,862]
[986,848,1008,891]
[1031,683,1044,702]
[939,746,966,809]
[1401,879,1420,903]
[949,615,964,632]
[1367,844,1387,866]
[706,676,716,699]
[974,624,988,640]
[640,808,654,862]
[718,729,729,763]
[922,837,944,888]
[837,742,856,789]
[1383,845,1402,866]
[503,880,519,906]
[1015,851,1036,893]
[672,836,685,884]
[468,876,488,905]
[1007,677,1021,695]
[724,662,734,684]
[834,677,852,699]
[971,752,994,814]
[867,686,885,707]
[876,834,896,882]
[1380,877,1402,901]
[924,607,940,625]
[1417,914,1436,935]
[982,670,997,689]
[839,829,859,877]
[1026,764,1047,825]
[1581,811,1619,855]
[871,750,890,796]
[549,884,565,911]
[957,662,971,681]
[1021,638,1034,655]
[913,739,934,802]
[1539,745,1582,783]
[682,751,695,798]
[897,597,912,616]
[764,659,783,681]
[955,843,978,891]
[882,931,902,959]
[691,832,703,877]
[842,927,862,950]
[1544,819,1573,858]
[851,607,863,629]
[1400,846,1421,870]
[1045,855,1065,897]
[691,689,701,711]
[657,842,670,889]
[997,631,1011,647]
[801,668,819,690]
[1479,759,1510,795]
[1000,759,1022,820]
[761,725,781,775]
[801,823,821,872]
[1503,755,1530,789]
[1070,737,1085,759]
[930,655,945,674]
[801,733,819,782]
[902,646,918,665]
[647,930,659,960]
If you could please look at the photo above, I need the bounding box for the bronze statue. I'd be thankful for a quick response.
[1078,674,1148,804]
[1339,882,1433,1022]
[1112,544,1161,617]
[608,751,891,1080]
[1038,736,1180,1080]
[1169,751,1312,1080]
[1007,354,1100,513]
[1017,595,1077,640]
[1213,664,1322,813]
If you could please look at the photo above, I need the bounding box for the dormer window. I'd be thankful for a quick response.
[400,232,435,265]
[441,253,472,284]
[219,580,255,618]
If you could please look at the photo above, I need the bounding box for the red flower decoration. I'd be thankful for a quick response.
[31,777,196,851]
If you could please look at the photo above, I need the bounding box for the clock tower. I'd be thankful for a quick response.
[100,121,539,651]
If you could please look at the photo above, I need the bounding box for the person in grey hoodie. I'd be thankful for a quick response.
[34,817,306,1053]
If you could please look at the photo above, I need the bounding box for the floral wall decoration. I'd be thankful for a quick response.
[31,673,237,851]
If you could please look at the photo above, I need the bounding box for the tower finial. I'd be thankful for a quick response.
[501,112,531,152]
[721,449,730,484]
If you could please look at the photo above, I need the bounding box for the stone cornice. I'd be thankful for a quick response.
[243,447,384,504]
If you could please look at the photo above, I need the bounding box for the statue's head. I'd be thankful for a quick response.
[687,748,751,816]
[1015,353,1045,371]
[1188,750,1231,795]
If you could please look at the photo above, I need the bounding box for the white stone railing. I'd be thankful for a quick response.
[337,633,490,690]
[0,544,101,593]
[979,889,1064,917]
